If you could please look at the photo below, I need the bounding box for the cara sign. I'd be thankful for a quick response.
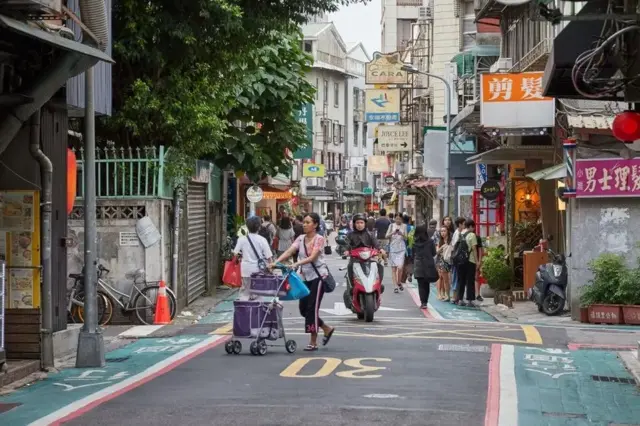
[365,52,408,85]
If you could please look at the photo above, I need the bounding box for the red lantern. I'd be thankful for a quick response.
[611,110,640,143]
[67,149,77,215]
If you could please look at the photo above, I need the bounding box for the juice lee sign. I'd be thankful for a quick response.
[575,158,640,198]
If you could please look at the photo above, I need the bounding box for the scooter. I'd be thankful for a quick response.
[338,246,383,322]
[529,245,568,316]
[335,228,349,259]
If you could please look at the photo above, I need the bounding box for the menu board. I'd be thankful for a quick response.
[0,191,40,309]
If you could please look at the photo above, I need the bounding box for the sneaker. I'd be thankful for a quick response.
[394,288,399,294]
[399,285,404,292]
[476,295,484,302]
[420,303,428,309]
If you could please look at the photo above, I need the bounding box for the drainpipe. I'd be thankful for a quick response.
[172,186,183,296]
[29,109,54,369]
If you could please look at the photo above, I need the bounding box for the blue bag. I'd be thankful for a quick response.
[280,271,310,301]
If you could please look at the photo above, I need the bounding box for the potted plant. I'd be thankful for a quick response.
[481,247,512,303]
[617,263,640,325]
[581,253,626,324]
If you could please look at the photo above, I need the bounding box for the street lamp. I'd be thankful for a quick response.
[401,64,452,218]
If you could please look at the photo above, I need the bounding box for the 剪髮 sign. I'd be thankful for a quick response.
[365,89,400,123]
[365,52,408,85]
[378,125,412,152]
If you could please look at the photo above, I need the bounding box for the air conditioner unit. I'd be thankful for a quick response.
[1,0,61,15]
[418,6,432,20]
[306,177,318,187]
[490,58,513,73]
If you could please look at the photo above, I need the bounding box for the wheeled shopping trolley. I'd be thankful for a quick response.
[224,272,297,356]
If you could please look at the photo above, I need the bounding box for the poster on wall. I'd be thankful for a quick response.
[458,186,474,219]
[0,191,40,309]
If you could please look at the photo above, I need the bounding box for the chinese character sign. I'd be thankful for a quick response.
[575,158,640,198]
[365,89,400,123]
[293,103,313,159]
[480,72,554,128]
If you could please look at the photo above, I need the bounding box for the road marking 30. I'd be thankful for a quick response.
[280,357,391,379]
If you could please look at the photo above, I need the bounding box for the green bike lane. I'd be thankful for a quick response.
[0,334,227,425]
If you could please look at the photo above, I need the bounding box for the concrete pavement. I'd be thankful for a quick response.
[2,255,640,425]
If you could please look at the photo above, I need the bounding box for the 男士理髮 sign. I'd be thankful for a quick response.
[575,158,640,198]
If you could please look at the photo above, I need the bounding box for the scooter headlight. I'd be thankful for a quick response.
[552,265,563,277]
[359,250,372,260]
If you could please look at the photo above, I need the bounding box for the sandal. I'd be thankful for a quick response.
[322,328,336,346]
[304,344,318,351]
[394,288,399,293]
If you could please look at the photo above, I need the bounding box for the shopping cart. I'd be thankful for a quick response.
[224,265,297,356]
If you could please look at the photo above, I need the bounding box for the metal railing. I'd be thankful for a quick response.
[316,51,345,69]
[509,38,553,72]
[74,145,166,199]
[346,57,365,76]
[397,0,423,5]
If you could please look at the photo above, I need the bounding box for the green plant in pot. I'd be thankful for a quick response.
[581,253,628,324]
[482,246,512,295]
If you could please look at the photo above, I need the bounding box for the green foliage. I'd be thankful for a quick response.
[104,0,367,179]
[581,253,640,306]
[482,247,512,291]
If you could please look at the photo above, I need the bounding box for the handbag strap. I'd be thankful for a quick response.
[301,235,324,281]
[247,235,267,268]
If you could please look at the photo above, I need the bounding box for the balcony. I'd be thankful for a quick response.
[346,57,365,77]
[510,39,553,73]
[316,50,345,69]
[474,0,507,20]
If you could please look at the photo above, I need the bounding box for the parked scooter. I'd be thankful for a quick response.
[529,238,568,316]
[335,228,349,259]
[337,245,383,322]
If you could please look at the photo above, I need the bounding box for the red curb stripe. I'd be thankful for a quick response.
[484,343,501,426]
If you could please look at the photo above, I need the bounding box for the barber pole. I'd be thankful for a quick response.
[563,138,577,197]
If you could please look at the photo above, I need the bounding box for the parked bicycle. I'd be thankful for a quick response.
[67,272,111,326]
[68,265,177,325]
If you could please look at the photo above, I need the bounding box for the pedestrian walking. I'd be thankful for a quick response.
[375,208,392,266]
[276,216,295,256]
[386,214,408,293]
[436,226,452,301]
[402,215,415,284]
[412,225,438,309]
[233,216,273,300]
[450,216,466,303]
[453,218,479,306]
[272,212,335,351]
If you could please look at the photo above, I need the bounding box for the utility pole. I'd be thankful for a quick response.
[76,66,105,368]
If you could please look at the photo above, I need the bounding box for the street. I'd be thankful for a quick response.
[2,257,640,426]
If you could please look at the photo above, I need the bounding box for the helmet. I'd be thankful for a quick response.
[352,213,366,227]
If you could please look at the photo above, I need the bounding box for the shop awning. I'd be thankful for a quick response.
[526,164,566,181]
[408,178,442,188]
[239,173,290,187]
[0,14,113,63]
[466,145,556,165]
[261,186,292,200]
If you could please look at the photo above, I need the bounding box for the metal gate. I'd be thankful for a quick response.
[186,182,208,304]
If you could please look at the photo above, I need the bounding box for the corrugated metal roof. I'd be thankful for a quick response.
[566,114,614,130]
[302,23,331,38]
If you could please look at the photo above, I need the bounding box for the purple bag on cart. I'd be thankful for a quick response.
[250,272,287,297]
[233,300,282,340]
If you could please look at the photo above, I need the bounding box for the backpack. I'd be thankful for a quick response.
[451,232,470,266]
[258,224,272,243]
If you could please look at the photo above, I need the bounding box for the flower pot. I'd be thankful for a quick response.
[579,307,589,323]
[588,304,624,324]
[622,305,640,325]
[480,284,495,299]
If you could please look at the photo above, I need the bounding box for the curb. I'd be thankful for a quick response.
[620,350,640,388]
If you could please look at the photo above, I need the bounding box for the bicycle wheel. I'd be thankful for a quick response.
[132,284,177,325]
[74,290,114,326]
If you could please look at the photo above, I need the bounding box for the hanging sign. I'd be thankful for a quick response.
[384,176,396,185]
[480,180,501,200]
[365,52,408,85]
[246,185,264,203]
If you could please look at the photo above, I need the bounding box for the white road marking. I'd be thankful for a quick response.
[498,345,519,426]
[363,394,402,399]
[377,307,407,312]
[320,302,354,316]
[117,325,164,338]
[427,303,445,319]
[438,344,490,353]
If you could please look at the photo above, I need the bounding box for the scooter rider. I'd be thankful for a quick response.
[346,214,385,290]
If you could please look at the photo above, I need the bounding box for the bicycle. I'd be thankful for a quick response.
[67,271,112,326]
[69,265,177,325]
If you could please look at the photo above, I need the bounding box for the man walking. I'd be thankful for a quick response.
[455,219,479,307]
[375,209,392,266]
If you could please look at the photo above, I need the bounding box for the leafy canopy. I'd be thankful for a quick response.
[105,0,367,179]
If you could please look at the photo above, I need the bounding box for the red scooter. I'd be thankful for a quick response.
[338,247,383,322]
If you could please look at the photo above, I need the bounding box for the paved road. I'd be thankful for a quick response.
[2,255,640,425]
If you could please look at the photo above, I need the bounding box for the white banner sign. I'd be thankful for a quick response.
[378,125,412,152]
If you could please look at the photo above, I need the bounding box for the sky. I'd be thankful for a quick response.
[330,0,381,57]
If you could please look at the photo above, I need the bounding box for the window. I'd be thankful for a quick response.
[354,122,359,146]
[334,82,339,107]
[323,80,329,105]
[333,123,339,145]
[304,41,313,53]
[353,88,360,110]
[338,154,342,170]
[315,78,319,100]
[363,124,367,147]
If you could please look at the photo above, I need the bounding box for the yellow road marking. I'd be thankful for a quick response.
[280,357,391,379]
[521,325,543,345]
[210,323,232,335]
[280,357,342,378]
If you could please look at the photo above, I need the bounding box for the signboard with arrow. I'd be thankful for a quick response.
[378,124,412,152]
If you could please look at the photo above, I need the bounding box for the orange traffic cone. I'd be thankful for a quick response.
[154,280,171,325]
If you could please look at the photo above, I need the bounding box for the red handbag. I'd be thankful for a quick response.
[222,257,242,288]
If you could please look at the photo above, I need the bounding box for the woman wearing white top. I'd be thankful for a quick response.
[233,216,273,299]
[386,215,408,293]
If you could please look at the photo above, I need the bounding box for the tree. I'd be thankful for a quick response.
[104,0,367,177]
